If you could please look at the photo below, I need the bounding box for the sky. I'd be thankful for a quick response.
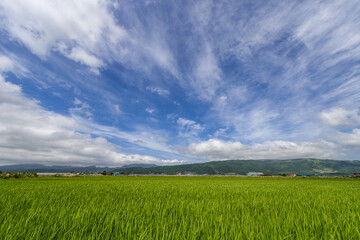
[0,0,360,166]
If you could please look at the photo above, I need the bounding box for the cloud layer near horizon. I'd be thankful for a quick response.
[181,139,337,161]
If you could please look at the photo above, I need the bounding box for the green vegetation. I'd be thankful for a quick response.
[0,172,38,179]
[115,158,360,175]
[1,176,360,239]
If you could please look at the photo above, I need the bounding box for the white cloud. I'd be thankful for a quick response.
[74,98,90,109]
[294,1,360,57]
[82,120,173,153]
[177,118,203,131]
[181,139,338,161]
[0,0,126,73]
[331,129,360,147]
[144,37,179,77]
[0,64,179,166]
[0,0,179,76]
[67,47,104,74]
[190,43,222,101]
[146,86,170,96]
[114,104,122,114]
[209,99,282,141]
[145,108,155,114]
[177,117,203,138]
[70,98,93,118]
[319,108,360,128]
[213,127,229,137]
[0,56,14,72]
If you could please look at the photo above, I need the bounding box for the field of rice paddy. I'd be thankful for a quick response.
[0,176,359,239]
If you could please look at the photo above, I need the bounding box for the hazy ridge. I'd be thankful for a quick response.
[2,159,360,175]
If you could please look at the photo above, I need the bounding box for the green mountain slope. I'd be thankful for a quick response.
[114,158,360,175]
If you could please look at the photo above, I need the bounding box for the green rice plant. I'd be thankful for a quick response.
[0,177,359,239]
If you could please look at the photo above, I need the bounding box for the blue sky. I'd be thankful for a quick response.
[1,0,360,166]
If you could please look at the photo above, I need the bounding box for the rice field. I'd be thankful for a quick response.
[0,176,359,239]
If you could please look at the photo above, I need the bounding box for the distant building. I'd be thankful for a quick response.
[247,172,264,177]
[113,172,120,175]
[288,173,296,177]
[176,172,182,175]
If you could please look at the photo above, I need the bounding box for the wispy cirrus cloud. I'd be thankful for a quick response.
[70,98,93,118]
[185,0,360,146]
[146,86,170,96]
[177,117,204,140]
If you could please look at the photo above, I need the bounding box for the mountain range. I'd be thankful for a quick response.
[113,159,360,175]
[0,164,111,173]
[1,159,360,175]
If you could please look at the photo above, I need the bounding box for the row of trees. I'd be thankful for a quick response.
[0,172,38,179]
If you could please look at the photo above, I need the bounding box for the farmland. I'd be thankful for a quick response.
[0,177,360,239]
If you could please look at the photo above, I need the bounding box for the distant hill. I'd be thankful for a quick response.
[114,159,360,175]
[0,163,158,173]
[2,159,360,175]
[0,164,112,173]
[120,164,158,169]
